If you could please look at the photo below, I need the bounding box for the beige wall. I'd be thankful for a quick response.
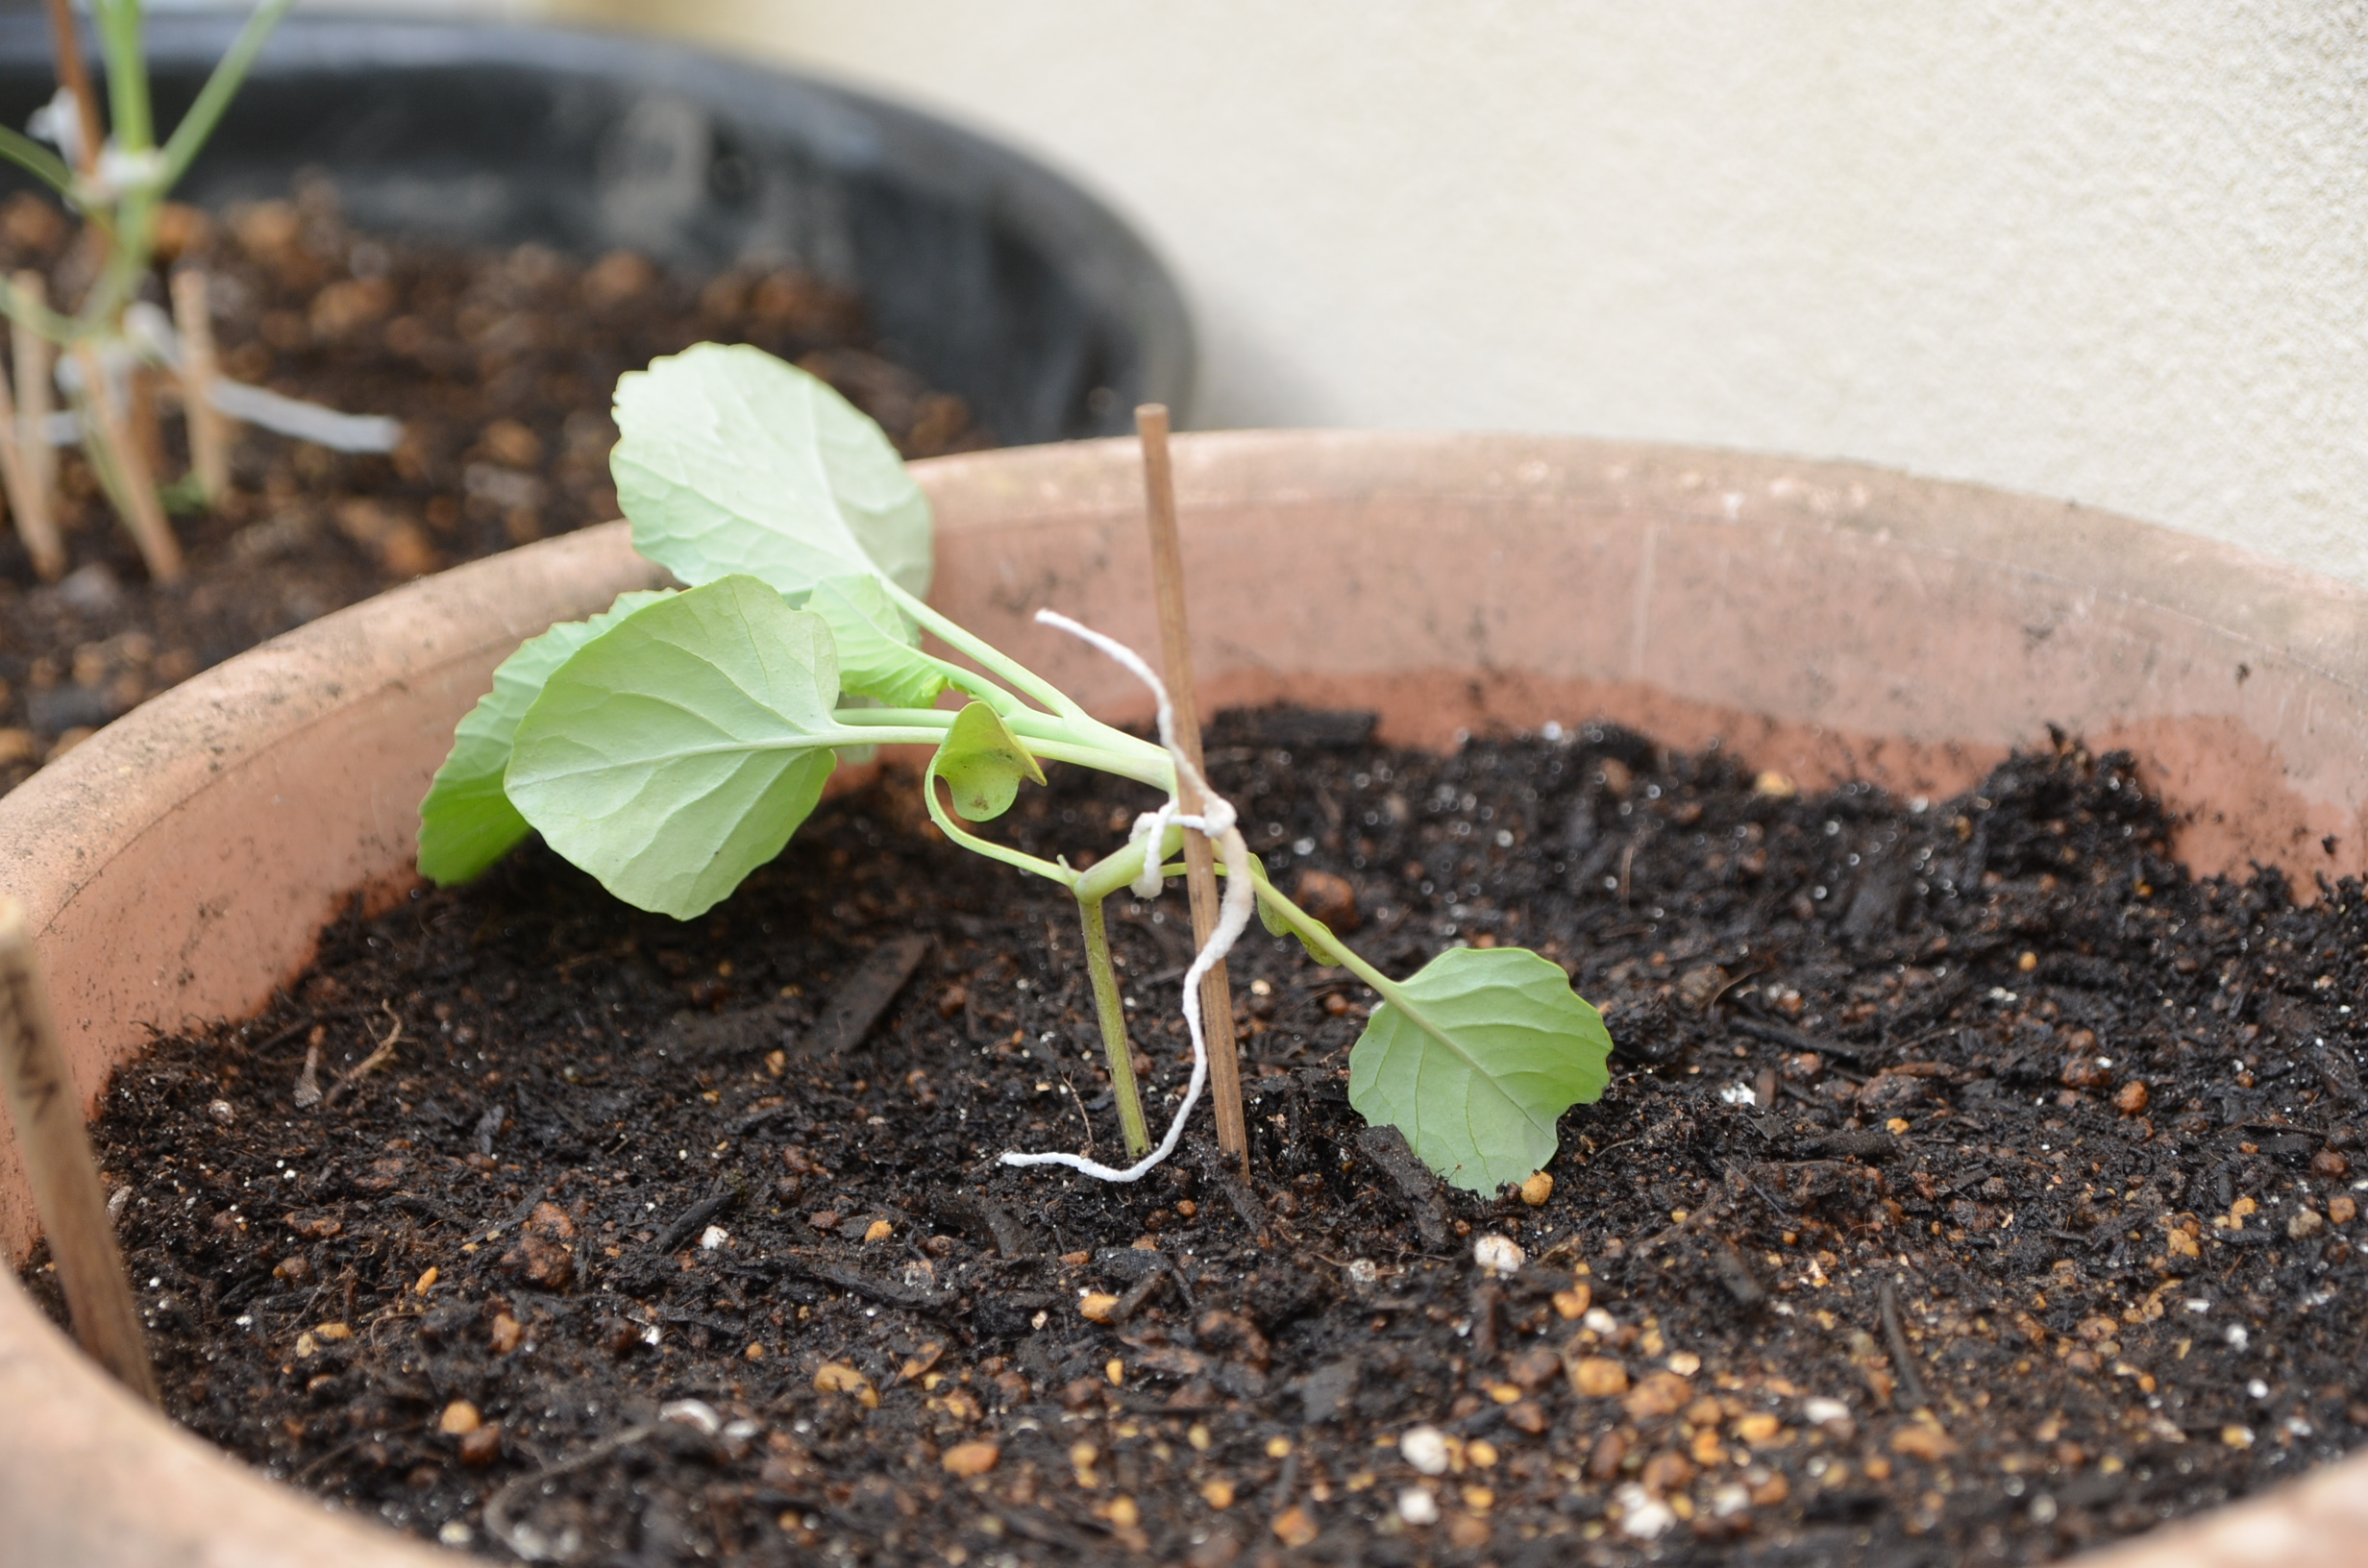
[548,2,2368,586]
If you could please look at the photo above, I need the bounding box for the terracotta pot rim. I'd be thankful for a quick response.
[933,427,2367,670]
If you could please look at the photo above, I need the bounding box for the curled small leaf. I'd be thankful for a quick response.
[932,700,1045,822]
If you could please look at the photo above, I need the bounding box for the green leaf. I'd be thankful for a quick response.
[805,574,948,709]
[1347,946,1612,1194]
[933,700,1045,822]
[506,576,845,919]
[613,343,932,600]
[417,589,677,885]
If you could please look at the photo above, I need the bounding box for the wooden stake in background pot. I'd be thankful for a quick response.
[1136,404,1249,1169]
[71,344,182,583]
[0,311,62,580]
[0,897,158,1406]
[12,271,56,552]
[41,0,106,201]
[172,268,233,503]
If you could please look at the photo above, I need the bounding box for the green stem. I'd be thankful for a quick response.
[94,1,151,154]
[930,657,1028,718]
[830,704,1173,791]
[72,385,139,524]
[0,125,75,198]
[62,0,290,350]
[811,723,955,748]
[1074,828,1163,905]
[828,707,963,730]
[0,273,82,340]
[999,706,1169,779]
[1250,877,1442,1032]
[81,2,156,359]
[155,0,292,190]
[1078,894,1150,1159]
[82,186,150,325]
[1115,845,1402,1010]
[919,753,1075,887]
[885,579,1087,722]
[1073,840,1476,1117]
[1020,734,1170,789]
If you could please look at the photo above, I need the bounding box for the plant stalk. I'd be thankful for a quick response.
[886,577,1091,723]
[156,0,294,192]
[1077,826,1428,1059]
[1247,876,1424,1015]
[93,0,153,157]
[1076,893,1150,1159]
[830,704,1174,791]
[0,125,76,198]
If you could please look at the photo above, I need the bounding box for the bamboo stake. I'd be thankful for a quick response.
[41,0,104,188]
[171,268,230,502]
[13,271,57,557]
[0,327,62,579]
[0,898,159,1406]
[1136,404,1248,1172]
[73,344,180,581]
[126,364,163,490]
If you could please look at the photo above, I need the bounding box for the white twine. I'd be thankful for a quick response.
[998,609,1256,1183]
[92,144,165,201]
[28,88,83,170]
[1127,804,1175,899]
[50,301,407,454]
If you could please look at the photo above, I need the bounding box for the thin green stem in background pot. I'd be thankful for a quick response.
[93,0,154,156]
[0,125,74,199]
[0,273,82,341]
[155,0,293,191]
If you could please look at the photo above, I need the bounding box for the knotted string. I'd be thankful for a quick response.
[997,609,1256,1183]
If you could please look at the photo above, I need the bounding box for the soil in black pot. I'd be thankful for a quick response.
[0,183,990,792]
[25,710,2368,1567]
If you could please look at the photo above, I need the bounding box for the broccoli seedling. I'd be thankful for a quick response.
[420,344,1613,1193]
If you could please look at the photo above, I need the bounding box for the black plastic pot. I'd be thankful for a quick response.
[0,12,1194,442]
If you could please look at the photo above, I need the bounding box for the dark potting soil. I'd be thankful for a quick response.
[0,184,989,791]
[24,711,2368,1568]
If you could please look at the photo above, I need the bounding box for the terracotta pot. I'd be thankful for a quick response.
[1,430,2363,1565]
